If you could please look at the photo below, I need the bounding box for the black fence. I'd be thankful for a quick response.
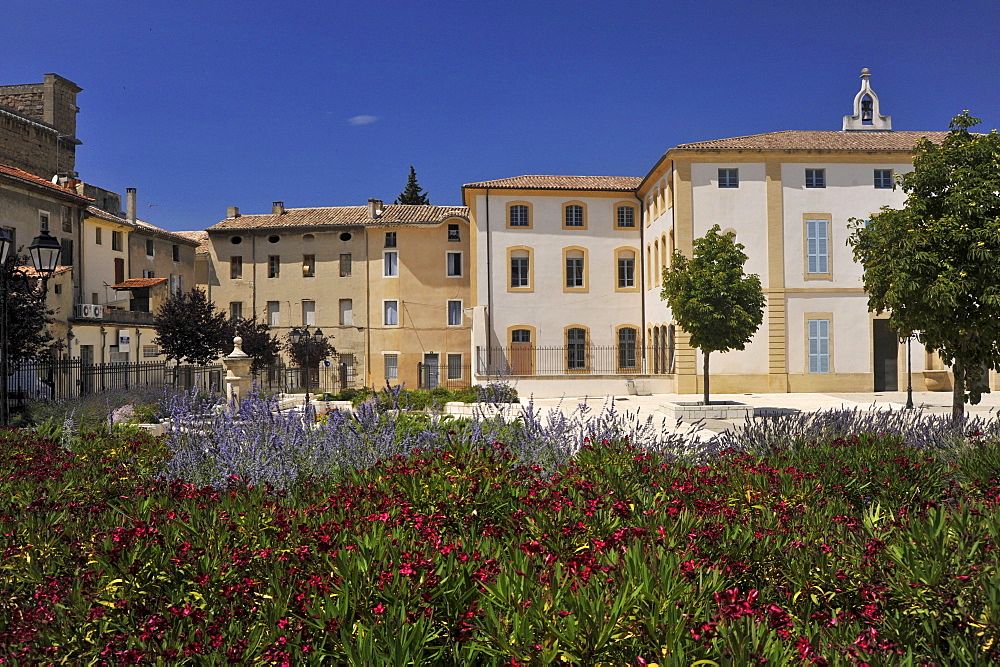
[475,345,675,377]
[416,362,473,390]
[253,356,358,396]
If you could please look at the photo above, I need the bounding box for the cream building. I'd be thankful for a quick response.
[466,69,956,396]
[204,200,471,390]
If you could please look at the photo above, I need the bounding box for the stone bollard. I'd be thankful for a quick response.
[223,336,253,404]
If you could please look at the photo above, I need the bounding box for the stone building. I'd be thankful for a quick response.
[0,73,82,181]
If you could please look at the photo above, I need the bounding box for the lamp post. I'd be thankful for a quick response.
[0,224,63,426]
[906,334,914,409]
[289,326,324,409]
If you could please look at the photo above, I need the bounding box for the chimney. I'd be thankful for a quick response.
[126,188,137,223]
[272,201,285,215]
[368,198,383,219]
[227,206,240,219]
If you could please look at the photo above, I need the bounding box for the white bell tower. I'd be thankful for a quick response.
[843,68,892,131]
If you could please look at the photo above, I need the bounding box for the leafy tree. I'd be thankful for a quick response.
[153,288,230,366]
[848,111,1000,417]
[3,254,58,364]
[282,330,336,368]
[394,165,430,205]
[661,225,765,406]
[227,316,280,374]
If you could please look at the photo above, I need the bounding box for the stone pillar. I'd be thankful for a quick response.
[223,336,253,404]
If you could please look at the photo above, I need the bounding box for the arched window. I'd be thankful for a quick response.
[617,326,638,370]
[615,247,637,291]
[562,201,587,229]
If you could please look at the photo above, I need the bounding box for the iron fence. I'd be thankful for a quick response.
[253,355,358,396]
[476,345,675,376]
[416,363,473,390]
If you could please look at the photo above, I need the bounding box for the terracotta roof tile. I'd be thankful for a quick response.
[17,265,73,278]
[674,130,948,151]
[86,205,128,225]
[462,175,642,191]
[111,278,168,289]
[174,230,209,254]
[0,164,92,201]
[132,219,201,246]
[208,204,469,231]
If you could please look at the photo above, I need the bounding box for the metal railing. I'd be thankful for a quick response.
[417,363,473,390]
[253,356,358,396]
[476,345,675,376]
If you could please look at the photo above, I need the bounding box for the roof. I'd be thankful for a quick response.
[208,204,470,231]
[462,175,643,191]
[110,277,168,290]
[673,130,949,152]
[174,230,209,254]
[86,205,129,225]
[84,207,200,246]
[17,265,73,278]
[0,164,92,201]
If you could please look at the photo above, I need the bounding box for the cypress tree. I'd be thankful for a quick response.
[394,165,430,205]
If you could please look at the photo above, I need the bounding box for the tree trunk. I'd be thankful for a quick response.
[703,350,710,406]
[952,361,965,419]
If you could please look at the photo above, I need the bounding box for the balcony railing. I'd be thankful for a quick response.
[476,345,675,377]
[100,308,155,325]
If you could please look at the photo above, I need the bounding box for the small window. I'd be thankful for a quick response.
[95,227,103,245]
[511,329,531,344]
[511,254,530,288]
[61,206,72,233]
[385,232,396,248]
[808,319,830,373]
[448,224,460,241]
[268,255,280,278]
[112,231,123,251]
[146,239,154,257]
[874,169,894,189]
[446,252,462,277]
[805,169,826,188]
[447,300,462,326]
[339,298,353,326]
[618,253,635,288]
[509,204,529,227]
[143,344,160,358]
[718,168,739,188]
[230,256,243,279]
[339,232,352,242]
[565,204,584,227]
[39,211,50,230]
[302,254,315,277]
[267,301,280,327]
[172,244,180,262]
[384,251,398,277]
[268,234,280,244]
[302,300,316,326]
[142,269,155,278]
[447,354,463,380]
[616,205,636,228]
[54,283,62,295]
[806,219,829,274]
[230,301,243,320]
[384,300,399,326]
[384,354,398,380]
[340,253,352,277]
[230,236,243,245]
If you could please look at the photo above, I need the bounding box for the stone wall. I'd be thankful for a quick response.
[0,74,81,178]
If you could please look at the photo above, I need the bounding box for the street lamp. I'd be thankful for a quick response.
[1,224,63,426]
[289,326,324,409]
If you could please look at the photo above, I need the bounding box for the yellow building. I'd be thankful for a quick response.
[204,200,471,390]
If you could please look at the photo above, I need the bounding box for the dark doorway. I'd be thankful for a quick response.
[873,320,898,391]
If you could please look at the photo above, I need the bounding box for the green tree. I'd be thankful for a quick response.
[227,316,280,374]
[394,165,430,205]
[661,225,765,406]
[848,111,1000,417]
[282,330,336,368]
[153,288,230,366]
[3,255,58,364]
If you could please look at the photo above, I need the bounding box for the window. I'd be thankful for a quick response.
[340,253,352,277]
[448,354,463,380]
[509,248,532,290]
[54,283,62,295]
[718,168,739,188]
[807,319,831,373]
[384,251,398,277]
[230,256,243,279]
[169,273,183,296]
[384,300,399,326]
[230,301,243,320]
[172,244,180,262]
[302,300,316,326]
[511,329,531,343]
[509,203,530,228]
[805,169,826,188]
[302,254,315,277]
[448,224,460,241]
[142,269,155,279]
[267,301,280,327]
[146,239,154,257]
[447,300,462,326]
[564,203,584,228]
[112,231,123,251]
[566,327,587,371]
[446,251,462,277]
[806,219,829,275]
[617,250,636,289]
[95,227,102,245]
[385,232,396,248]
[384,354,398,380]
[618,327,638,369]
[268,255,280,278]
[39,210,50,230]
[61,206,72,233]
[339,299,353,326]
[616,205,636,228]
[143,345,160,358]
[874,169,894,189]
[564,248,586,290]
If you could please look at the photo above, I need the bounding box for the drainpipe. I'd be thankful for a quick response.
[364,227,372,387]
[636,189,646,355]
[251,233,257,319]
[484,188,493,368]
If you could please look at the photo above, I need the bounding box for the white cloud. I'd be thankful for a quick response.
[347,115,379,126]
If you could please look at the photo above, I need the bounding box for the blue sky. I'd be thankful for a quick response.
[5,0,999,231]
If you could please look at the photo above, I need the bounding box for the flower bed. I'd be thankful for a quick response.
[2,400,1000,664]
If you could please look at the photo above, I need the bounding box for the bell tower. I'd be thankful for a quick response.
[843,68,892,131]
